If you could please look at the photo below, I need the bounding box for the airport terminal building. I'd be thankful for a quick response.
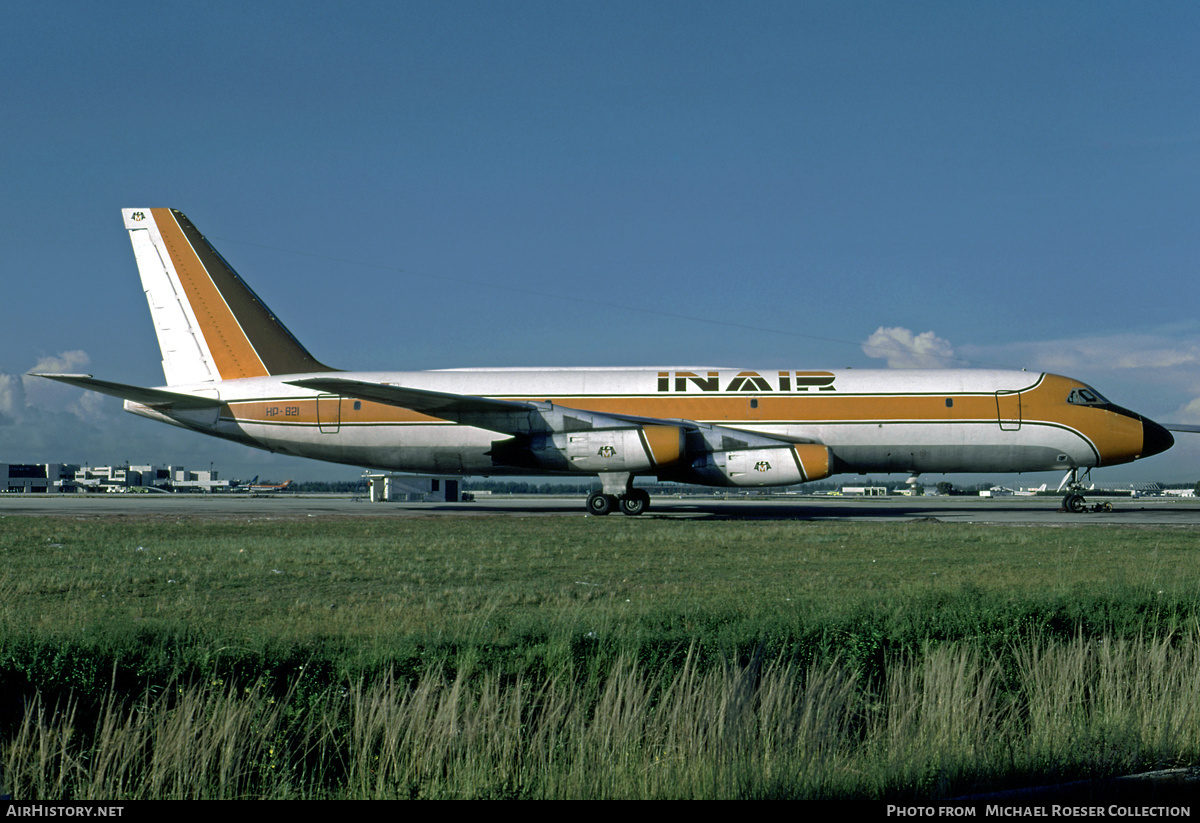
[0,463,232,493]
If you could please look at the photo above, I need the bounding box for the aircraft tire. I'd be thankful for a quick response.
[1064,493,1086,513]
[619,490,650,516]
[587,492,616,516]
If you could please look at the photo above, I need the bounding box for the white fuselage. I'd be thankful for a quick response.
[126,365,1152,482]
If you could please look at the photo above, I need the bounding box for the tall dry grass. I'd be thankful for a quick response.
[5,628,1200,799]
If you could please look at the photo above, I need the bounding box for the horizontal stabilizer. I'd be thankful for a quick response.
[29,374,224,409]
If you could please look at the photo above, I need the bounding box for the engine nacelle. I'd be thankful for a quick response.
[689,444,833,487]
[491,425,685,473]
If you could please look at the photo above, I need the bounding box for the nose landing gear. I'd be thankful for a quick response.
[1061,493,1111,513]
[1062,491,1087,513]
[1058,468,1113,513]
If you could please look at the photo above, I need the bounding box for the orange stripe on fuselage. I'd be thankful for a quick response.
[226,387,1037,426]
[151,208,268,380]
[554,394,996,422]
[226,399,445,425]
[229,394,1006,427]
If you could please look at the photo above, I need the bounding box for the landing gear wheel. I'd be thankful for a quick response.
[1064,493,1086,513]
[619,489,650,516]
[587,492,617,516]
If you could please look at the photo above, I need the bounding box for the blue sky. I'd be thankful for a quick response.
[4,1,1200,484]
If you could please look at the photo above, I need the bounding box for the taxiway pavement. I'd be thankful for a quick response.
[3,494,1199,526]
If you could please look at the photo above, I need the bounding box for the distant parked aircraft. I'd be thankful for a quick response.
[237,477,294,493]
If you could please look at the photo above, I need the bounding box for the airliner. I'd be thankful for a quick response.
[235,477,294,494]
[34,208,1177,515]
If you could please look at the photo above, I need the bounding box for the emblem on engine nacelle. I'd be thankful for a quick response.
[754,461,772,472]
[597,445,616,458]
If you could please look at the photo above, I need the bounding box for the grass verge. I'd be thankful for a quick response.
[1,515,1198,798]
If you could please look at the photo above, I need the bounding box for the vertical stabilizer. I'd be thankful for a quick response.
[122,208,333,384]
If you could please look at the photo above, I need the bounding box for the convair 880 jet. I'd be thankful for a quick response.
[35,209,1177,515]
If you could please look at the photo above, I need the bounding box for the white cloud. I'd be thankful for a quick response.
[1170,398,1200,425]
[27,350,91,375]
[0,351,110,459]
[958,335,1200,374]
[16,351,98,419]
[0,373,23,418]
[862,327,957,368]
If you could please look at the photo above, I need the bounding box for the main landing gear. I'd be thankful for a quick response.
[587,473,651,516]
[586,488,650,516]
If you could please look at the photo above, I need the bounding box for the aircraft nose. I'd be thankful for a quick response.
[1142,417,1174,458]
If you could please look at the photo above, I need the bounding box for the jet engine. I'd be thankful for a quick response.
[490,424,685,473]
[688,443,833,487]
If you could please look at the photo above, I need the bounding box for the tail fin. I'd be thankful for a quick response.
[122,208,334,384]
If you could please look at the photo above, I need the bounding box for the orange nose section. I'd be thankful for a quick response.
[1095,411,1174,466]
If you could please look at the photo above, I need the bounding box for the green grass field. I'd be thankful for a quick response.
[2,515,1199,798]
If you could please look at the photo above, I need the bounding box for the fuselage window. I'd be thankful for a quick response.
[945,398,953,408]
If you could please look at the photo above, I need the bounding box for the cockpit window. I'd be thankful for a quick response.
[1067,387,1109,406]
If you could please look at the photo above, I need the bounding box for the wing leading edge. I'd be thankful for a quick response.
[285,376,835,485]
[284,376,810,442]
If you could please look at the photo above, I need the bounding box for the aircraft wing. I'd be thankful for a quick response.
[286,376,819,448]
[1163,423,1200,433]
[287,376,715,429]
[29,374,224,410]
[287,375,834,481]
[286,377,539,417]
